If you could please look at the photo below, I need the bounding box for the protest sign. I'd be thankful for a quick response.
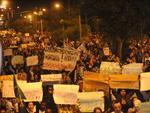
[11,55,24,65]
[140,72,150,91]
[41,74,62,82]
[122,63,143,75]
[103,47,110,56]
[26,55,39,66]
[25,33,30,37]
[83,72,109,94]
[141,102,150,113]
[2,81,15,98]
[109,74,139,89]
[4,49,13,56]
[18,82,43,102]
[0,75,13,81]
[53,85,79,105]
[78,92,104,112]
[100,62,121,75]
[43,51,62,70]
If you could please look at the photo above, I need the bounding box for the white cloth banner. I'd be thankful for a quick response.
[140,72,150,91]
[26,55,39,66]
[78,92,104,112]
[53,85,79,105]
[100,62,121,75]
[122,63,143,75]
[18,82,43,102]
[41,74,62,82]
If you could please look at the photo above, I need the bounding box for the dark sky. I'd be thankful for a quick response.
[13,0,78,10]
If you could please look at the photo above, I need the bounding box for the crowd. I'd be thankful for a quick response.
[0,29,149,113]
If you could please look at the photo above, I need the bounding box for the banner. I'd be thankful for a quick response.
[26,55,39,66]
[43,51,62,70]
[53,85,79,105]
[78,92,104,112]
[2,81,15,98]
[41,74,62,82]
[109,74,139,89]
[11,55,24,65]
[140,72,150,91]
[83,72,109,93]
[122,63,143,75]
[141,102,150,113]
[18,82,43,102]
[100,62,121,75]
[4,49,13,56]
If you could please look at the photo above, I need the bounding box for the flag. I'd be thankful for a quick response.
[13,74,26,99]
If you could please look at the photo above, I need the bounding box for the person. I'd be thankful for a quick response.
[38,101,46,113]
[0,106,6,113]
[111,100,123,113]
[19,102,37,113]
[45,108,52,113]
[93,107,103,113]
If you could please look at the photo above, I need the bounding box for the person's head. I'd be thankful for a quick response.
[46,107,52,113]
[27,102,35,112]
[0,107,6,113]
[47,86,53,94]
[112,100,122,113]
[40,101,46,111]
[93,107,103,113]
[133,97,141,112]
[120,89,127,97]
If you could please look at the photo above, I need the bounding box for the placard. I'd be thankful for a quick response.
[140,72,150,91]
[26,55,39,66]
[11,55,24,65]
[78,92,104,112]
[41,74,62,82]
[4,49,13,56]
[53,85,79,105]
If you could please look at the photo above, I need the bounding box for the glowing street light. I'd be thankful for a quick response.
[33,11,38,15]
[54,3,61,9]
[28,14,32,22]
[42,8,46,12]
[1,0,8,9]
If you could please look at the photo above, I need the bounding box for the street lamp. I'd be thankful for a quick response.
[1,0,8,9]
[54,3,61,9]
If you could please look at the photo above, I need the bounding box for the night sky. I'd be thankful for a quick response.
[13,0,78,10]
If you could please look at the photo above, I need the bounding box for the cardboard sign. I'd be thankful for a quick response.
[53,85,79,105]
[100,62,121,75]
[11,55,24,65]
[109,74,139,89]
[4,49,13,56]
[26,56,39,66]
[140,72,150,91]
[41,74,62,82]
[2,81,15,98]
[18,82,43,102]
[78,92,104,112]
[43,51,62,70]
[122,63,143,75]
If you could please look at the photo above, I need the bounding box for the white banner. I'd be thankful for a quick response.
[53,85,79,105]
[11,55,24,65]
[78,92,104,112]
[140,72,150,91]
[41,74,62,82]
[4,49,13,56]
[100,62,121,75]
[122,63,143,75]
[26,55,39,66]
[18,82,43,102]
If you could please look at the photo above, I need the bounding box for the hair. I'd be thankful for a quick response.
[93,107,102,113]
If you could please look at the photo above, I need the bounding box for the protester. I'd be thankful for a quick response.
[93,107,103,113]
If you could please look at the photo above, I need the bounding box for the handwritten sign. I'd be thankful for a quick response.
[41,74,62,82]
[4,49,13,56]
[122,63,143,75]
[53,85,79,105]
[100,62,121,75]
[18,82,43,102]
[26,55,39,66]
[78,92,104,112]
[11,55,24,65]
[140,72,150,91]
